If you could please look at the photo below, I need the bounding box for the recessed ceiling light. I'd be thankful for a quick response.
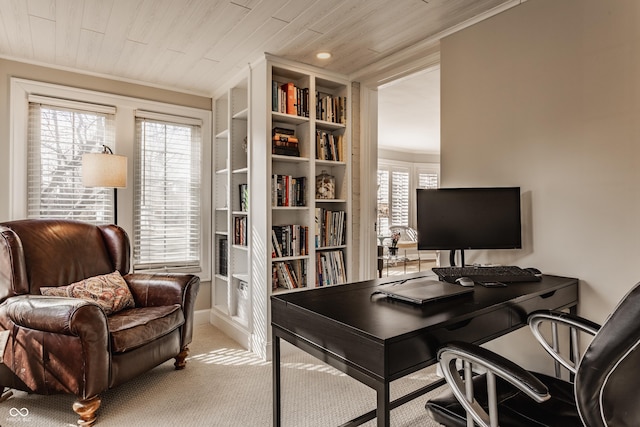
[316,52,331,59]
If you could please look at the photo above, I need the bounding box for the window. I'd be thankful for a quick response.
[134,112,202,271]
[377,165,410,236]
[377,169,390,235]
[417,170,439,189]
[377,161,440,236]
[12,78,211,279]
[27,97,115,224]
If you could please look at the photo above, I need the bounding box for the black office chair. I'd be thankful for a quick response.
[426,281,640,427]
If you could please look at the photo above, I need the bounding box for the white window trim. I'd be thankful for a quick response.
[10,78,212,280]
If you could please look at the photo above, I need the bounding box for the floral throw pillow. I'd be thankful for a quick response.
[40,271,135,315]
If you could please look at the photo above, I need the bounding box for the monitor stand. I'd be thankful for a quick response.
[449,249,465,267]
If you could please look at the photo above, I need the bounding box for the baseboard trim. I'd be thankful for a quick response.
[209,309,251,350]
[193,309,210,325]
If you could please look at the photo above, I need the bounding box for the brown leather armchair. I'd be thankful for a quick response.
[0,219,200,426]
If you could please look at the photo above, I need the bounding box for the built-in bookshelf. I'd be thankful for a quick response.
[265,63,350,294]
[245,56,350,358]
[212,75,251,336]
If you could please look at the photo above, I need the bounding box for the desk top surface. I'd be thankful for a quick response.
[271,272,578,343]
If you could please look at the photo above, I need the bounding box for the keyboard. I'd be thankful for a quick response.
[432,265,541,284]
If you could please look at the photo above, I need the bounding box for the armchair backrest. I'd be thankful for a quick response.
[0,219,130,302]
[575,281,640,426]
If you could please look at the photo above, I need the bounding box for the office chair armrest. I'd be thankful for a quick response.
[438,341,550,427]
[528,310,600,376]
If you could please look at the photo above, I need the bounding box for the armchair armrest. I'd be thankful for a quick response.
[528,310,600,376]
[438,341,550,427]
[124,273,200,348]
[0,295,110,397]
[124,273,199,308]
[2,295,108,337]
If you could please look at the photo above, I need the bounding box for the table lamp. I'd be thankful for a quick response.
[82,145,127,224]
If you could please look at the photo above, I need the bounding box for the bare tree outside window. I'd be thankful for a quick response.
[28,104,115,223]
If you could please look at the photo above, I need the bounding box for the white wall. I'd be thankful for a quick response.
[440,0,640,372]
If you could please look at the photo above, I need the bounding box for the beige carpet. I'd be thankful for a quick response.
[0,324,445,426]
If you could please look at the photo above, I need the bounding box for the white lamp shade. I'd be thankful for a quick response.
[82,153,128,188]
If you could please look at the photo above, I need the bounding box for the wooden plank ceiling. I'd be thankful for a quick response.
[0,0,515,96]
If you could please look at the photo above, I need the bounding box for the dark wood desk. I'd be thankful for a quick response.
[271,273,578,427]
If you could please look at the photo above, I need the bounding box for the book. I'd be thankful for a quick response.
[314,208,346,247]
[272,81,278,112]
[272,175,306,206]
[315,250,346,286]
[281,82,296,115]
[273,127,295,136]
[272,225,308,257]
[272,127,300,156]
[273,135,298,143]
[218,237,228,276]
[272,147,300,157]
[234,216,247,246]
[239,184,248,212]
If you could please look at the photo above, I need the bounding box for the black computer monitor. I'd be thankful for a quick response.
[416,187,522,266]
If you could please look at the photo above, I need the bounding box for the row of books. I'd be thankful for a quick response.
[272,259,307,290]
[272,127,299,157]
[316,130,344,162]
[272,175,306,207]
[272,81,310,117]
[315,208,346,248]
[271,225,309,258]
[316,250,346,287]
[271,81,346,124]
[317,92,347,124]
[234,216,247,246]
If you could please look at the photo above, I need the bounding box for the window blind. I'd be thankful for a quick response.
[134,115,202,271]
[390,170,410,226]
[377,169,390,236]
[418,172,439,189]
[27,101,115,223]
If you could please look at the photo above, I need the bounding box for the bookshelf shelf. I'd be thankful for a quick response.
[316,245,347,251]
[232,273,249,282]
[316,159,346,166]
[316,120,345,131]
[272,255,310,262]
[271,111,309,125]
[315,199,347,203]
[233,108,248,120]
[272,206,308,211]
[272,154,310,163]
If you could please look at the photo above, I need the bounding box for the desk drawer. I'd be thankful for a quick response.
[429,308,512,348]
[510,283,578,327]
[388,308,511,377]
